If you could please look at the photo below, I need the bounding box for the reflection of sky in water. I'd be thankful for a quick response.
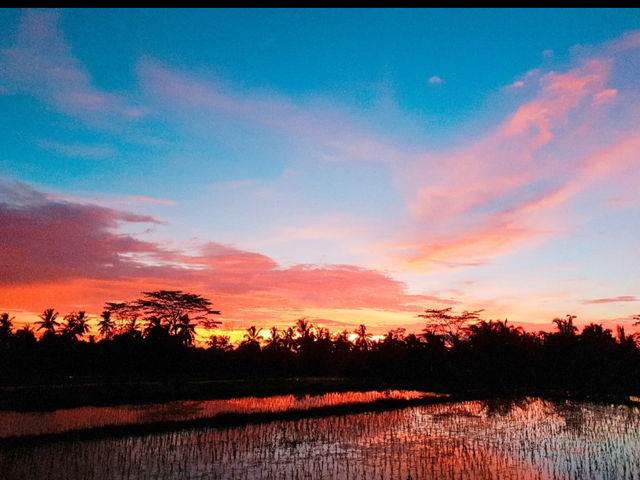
[3,398,640,479]
[0,390,436,438]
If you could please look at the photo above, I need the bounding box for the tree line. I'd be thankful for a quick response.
[1,292,640,396]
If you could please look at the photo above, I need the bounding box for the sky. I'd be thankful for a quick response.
[2,8,640,341]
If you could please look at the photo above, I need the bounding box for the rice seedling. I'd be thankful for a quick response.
[2,397,640,479]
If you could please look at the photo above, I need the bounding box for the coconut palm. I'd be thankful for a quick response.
[332,330,352,353]
[243,325,263,346]
[62,311,90,340]
[265,326,282,350]
[208,334,232,352]
[175,314,196,346]
[0,313,14,338]
[282,326,296,351]
[553,314,578,337]
[35,308,59,336]
[294,317,315,352]
[97,310,116,339]
[353,323,373,351]
[295,317,314,340]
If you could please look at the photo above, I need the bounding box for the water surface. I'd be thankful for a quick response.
[0,389,439,438]
[2,397,640,479]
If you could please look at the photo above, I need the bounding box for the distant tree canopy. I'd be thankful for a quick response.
[136,290,221,330]
[103,290,221,345]
[420,307,483,346]
[2,304,640,396]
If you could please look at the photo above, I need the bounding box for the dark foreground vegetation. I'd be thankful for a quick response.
[2,290,640,409]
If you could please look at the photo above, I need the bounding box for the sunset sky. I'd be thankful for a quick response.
[2,9,640,341]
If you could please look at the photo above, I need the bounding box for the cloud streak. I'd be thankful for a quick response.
[583,296,638,305]
[138,58,411,165]
[0,9,144,124]
[394,38,640,268]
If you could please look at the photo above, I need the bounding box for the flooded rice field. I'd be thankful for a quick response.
[2,396,640,479]
[0,390,440,438]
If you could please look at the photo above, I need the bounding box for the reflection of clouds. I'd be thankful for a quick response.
[1,390,436,438]
[4,398,640,479]
[138,400,206,424]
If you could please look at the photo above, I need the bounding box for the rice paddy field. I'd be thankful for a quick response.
[2,394,640,479]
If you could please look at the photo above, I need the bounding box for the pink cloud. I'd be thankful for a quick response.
[0,180,453,325]
[0,10,143,123]
[0,180,175,284]
[395,38,640,268]
[583,296,638,304]
[593,89,617,105]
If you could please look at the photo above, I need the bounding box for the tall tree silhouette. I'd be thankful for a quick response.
[242,325,263,347]
[207,334,232,352]
[353,324,372,351]
[420,307,483,347]
[175,314,196,346]
[136,290,221,333]
[97,310,115,339]
[62,311,90,340]
[580,323,614,347]
[0,312,14,339]
[295,318,313,340]
[265,326,282,351]
[294,317,315,353]
[104,302,141,335]
[552,314,578,337]
[142,315,165,338]
[35,308,59,336]
[282,327,296,352]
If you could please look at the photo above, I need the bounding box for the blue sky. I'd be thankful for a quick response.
[2,8,640,337]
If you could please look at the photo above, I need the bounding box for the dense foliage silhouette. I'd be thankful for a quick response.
[1,292,639,397]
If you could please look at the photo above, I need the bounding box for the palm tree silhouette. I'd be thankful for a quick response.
[295,318,313,339]
[353,324,372,351]
[282,326,296,351]
[175,314,196,346]
[62,311,90,340]
[265,326,282,350]
[243,325,263,346]
[97,310,115,339]
[0,312,14,338]
[553,314,578,337]
[35,308,59,336]
[207,334,232,351]
[294,317,315,352]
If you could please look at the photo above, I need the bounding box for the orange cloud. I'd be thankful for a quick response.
[395,47,640,269]
[0,181,453,330]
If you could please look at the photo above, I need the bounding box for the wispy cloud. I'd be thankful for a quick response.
[0,9,144,124]
[138,58,411,165]
[391,35,640,269]
[583,296,638,304]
